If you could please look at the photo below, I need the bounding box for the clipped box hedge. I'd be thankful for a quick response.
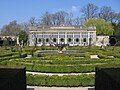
[0,60,96,73]
[2,58,120,73]
[27,74,95,87]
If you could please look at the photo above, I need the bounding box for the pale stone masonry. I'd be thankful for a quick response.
[96,36,109,46]
[28,26,96,46]
[0,36,19,46]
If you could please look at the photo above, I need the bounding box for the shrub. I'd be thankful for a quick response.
[26,74,95,87]
[0,53,13,57]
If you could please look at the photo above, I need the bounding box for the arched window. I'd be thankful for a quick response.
[76,38,79,42]
[109,37,116,46]
[38,38,41,42]
[60,38,64,42]
[46,38,49,42]
[68,38,72,42]
[83,38,86,42]
[53,38,57,42]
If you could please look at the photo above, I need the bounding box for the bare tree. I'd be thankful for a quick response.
[73,17,85,25]
[41,12,52,26]
[80,3,99,21]
[41,11,73,26]
[111,12,120,23]
[66,12,73,26]
[1,20,21,36]
[99,6,113,22]
[20,22,29,33]
[51,11,69,26]
[29,17,37,26]
[73,17,81,26]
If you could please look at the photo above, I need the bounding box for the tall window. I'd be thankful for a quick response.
[53,38,57,42]
[38,38,41,42]
[46,38,49,42]
[83,38,86,42]
[68,38,72,42]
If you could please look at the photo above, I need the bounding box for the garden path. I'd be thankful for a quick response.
[27,86,95,90]
[26,71,95,76]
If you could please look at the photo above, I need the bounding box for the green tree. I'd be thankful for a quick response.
[2,40,9,46]
[84,18,113,35]
[2,40,9,50]
[112,22,120,35]
[19,30,28,46]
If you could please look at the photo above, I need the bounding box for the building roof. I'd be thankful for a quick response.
[29,25,96,32]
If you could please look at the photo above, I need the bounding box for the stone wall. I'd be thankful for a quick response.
[96,36,109,46]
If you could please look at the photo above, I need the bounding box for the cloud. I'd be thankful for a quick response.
[71,6,77,12]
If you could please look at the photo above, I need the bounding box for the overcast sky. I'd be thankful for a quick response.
[0,0,120,28]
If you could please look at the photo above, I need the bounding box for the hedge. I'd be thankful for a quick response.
[1,58,120,73]
[27,74,95,87]
[13,58,115,65]
[0,53,27,62]
[0,53,13,57]
[0,60,96,73]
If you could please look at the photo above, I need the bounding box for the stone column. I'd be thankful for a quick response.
[16,36,20,46]
[58,32,59,44]
[79,32,81,46]
[88,32,90,46]
[65,32,67,44]
[93,31,96,46]
[73,32,74,46]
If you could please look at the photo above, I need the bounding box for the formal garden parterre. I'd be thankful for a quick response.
[0,46,120,87]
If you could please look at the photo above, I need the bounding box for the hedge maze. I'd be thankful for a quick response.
[0,46,120,87]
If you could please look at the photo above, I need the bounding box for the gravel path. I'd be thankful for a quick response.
[27,86,95,90]
[26,71,95,76]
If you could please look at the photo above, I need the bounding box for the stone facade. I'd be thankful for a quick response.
[0,36,18,46]
[96,36,110,46]
[0,36,17,41]
[29,26,96,46]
